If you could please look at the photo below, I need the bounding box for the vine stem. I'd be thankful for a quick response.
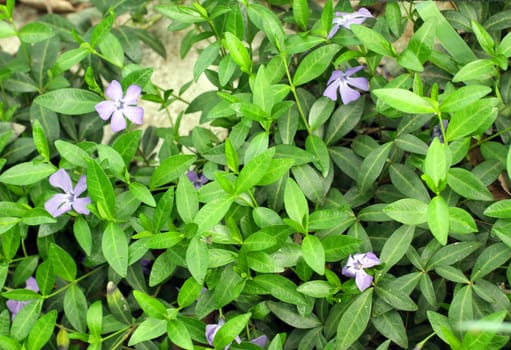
[280,53,312,135]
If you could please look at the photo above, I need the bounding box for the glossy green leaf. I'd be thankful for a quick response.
[176,174,198,223]
[26,309,57,350]
[19,22,54,43]
[293,44,339,86]
[375,285,417,311]
[102,223,129,277]
[302,235,325,275]
[186,236,208,284]
[325,98,364,145]
[389,164,430,202]
[224,32,251,74]
[63,284,87,333]
[383,199,427,225]
[427,311,461,349]
[194,197,233,234]
[449,207,477,234]
[34,89,103,115]
[447,168,493,201]
[471,243,511,281]
[423,138,450,193]
[150,155,196,189]
[178,277,204,308]
[448,285,473,326]
[484,199,511,218]
[453,59,496,82]
[267,301,322,328]
[236,148,274,194]
[427,196,449,245]
[48,243,76,281]
[440,85,492,113]
[129,182,156,207]
[296,280,334,298]
[87,159,116,218]
[372,310,408,349]
[447,100,498,141]
[133,290,167,319]
[357,142,393,194]
[427,241,480,269]
[10,300,42,341]
[284,177,308,227]
[253,274,307,306]
[55,140,92,168]
[407,19,436,63]
[373,89,435,114]
[380,225,415,275]
[168,318,193,350]
[128,317,167,346]
[336,288,373,350]
[351,24,395,57]
[0,162,55,186]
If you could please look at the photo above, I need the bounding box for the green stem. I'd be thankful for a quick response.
[44,266,105,300]
[280,53,312,135]
[470,125,511,150]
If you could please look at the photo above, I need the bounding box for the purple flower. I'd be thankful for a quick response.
[186,170,208,189]
[328,8,373,39]
[342,252,381,292]
[431,120,449,143]
[6,276,39,320]
[44,169,91,217]
[95,80,144,132]
[323,66,369,104]
[205,319,267,349]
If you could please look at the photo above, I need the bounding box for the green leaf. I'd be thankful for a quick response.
[397,48,424,72]
[106,282,132,324]
[150,154,196,189]
[284,178,308,228]
[10,300,42,341]
[383,199,427,225]
[236,148,274,194]
[309,96,335,131]
[267,301,322,328]
[407,19,436,63]
[87,159,115,218]
[336,289,373,350]
[194,197,233,234]
[0,162,55,186]
[55,140,92,168]
[258,158,294,186]
[27,310,57,350]
[34,89,103,115]
[447,168,493,201]
[213,313,252,350]
[176,174,198,223]
[252,66,273,115]
[86,301,102,339]
[484,199,511,218]
[389,164,430,202]
[446,100,498,141]
[325,97,365,145]
[243,231,277,251]
[375,284,418,311]
[460,310,506,348]
[497,31,511,57]
[0,21,16,38]
[253,274,307,306]
[296,280,334,298]
[372,310,408,349]
[98,32,124,67]
[178,277,204,308]
[453,59,496,82]
[133,290,167,319]
[427,311,461,349]
[448,285,473,326]
[186,236,208,284]
[305,135,330,177]
[53,47,89,75]
[440,85,492,113]
[102,223,129,278]
[357,142,393,194]
[373,88,435,114]
[19,22,54,43]
[293,44,340,86]
[31,120,49,162]
[423,138,450,193]
[129,182,156,207]
[48,243,76,281]
[212,266,245,308]
[63,284,87,333]
[302,235,325,275]
[471,19,495,55]
[167,319,193,350]
[351,24,395,57]
[224,32,251,74]
[293,0,310,30]
[112,130,142,165]
[449,207,477,234]
[427,241,480,270]
[128,317,167,346]
[155,4,205,24]
[379,225,415,275]
[427,196,449,245]
[471,243,511,281]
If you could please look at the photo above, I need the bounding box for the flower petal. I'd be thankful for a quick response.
[95,100,116,121]
[360,252,381,268]
[205,324,219,345]
[25,277,39,292]
[45,193,72,217]
[250,335,268,348]
[74,175,87,196]
[327,24,340,39]
[323,81,340,101]
[49,169,73,193]
[347,76,369,91]
[123,106,144,125]
[354,269,373,291]
[105,80,123,101]
[72,197,91,215]
[327,70,343,84]
[345,66,364,76]
[6,300,25,319]
[110,110,127,132]
[124,84,142,104]
[339,81,361,104]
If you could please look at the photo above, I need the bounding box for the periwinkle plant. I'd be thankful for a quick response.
[1,0,511,349]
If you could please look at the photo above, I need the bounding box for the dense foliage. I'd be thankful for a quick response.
[1,0,511,349]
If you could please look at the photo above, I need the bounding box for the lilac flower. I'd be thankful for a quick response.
[328,8,373,39]
[187,170,208,189]
[342,252,381,292]
[323,66,369,104]
[6,276,39,320]
[44,169,91,217]
[205,319,268,349]
[95,80,144,132]
[431,120,449,143]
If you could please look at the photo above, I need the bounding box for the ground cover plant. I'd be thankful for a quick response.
[1,0,511,348]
